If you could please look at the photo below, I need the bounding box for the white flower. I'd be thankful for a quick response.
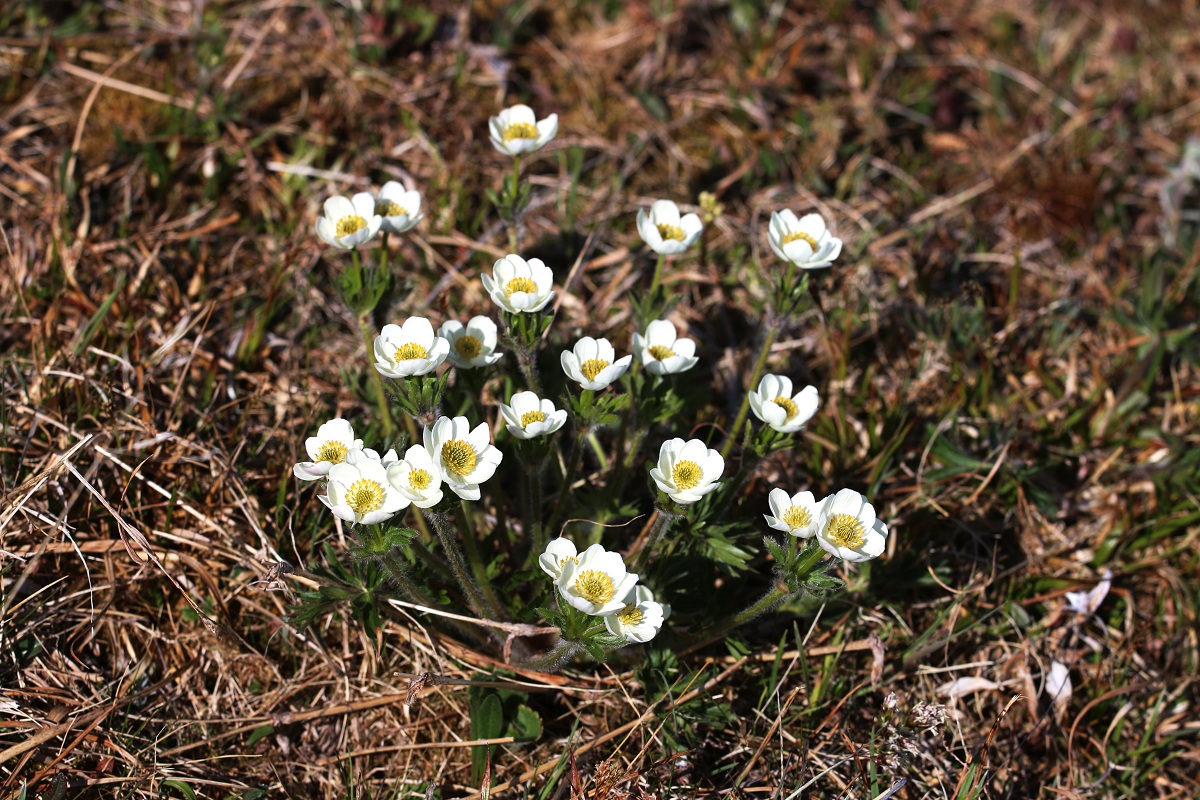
[560,337,632,391]
[1065,569,1112,618]
[636,199,703,255]
[748,374,819,434]
[375,181,424,234]
[480,254,556,313]
[604,584,666,643]
[489,104,558,156]
[632,320,699,375]
[556,543,638,616]
[814,488,888,563]
[764,488,822,538]
[294,418,363,481]
[374,316,451,378]
[386,444,444,509]
[423,416,503,501]
[347,446,399,467]
[768,209,843,269]
[315,193,382,249]
[538,537,578,580]
[440,316,503,369]
[649,438,724,505]
[500,391,568,439]
[319,457,409,525]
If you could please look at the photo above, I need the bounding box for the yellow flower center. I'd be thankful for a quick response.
[376,200,408,217]
[314,440,348,464]
[656,222,685,241]
[335,215,367,238]
[574,569,615,605]
[825,513,866,549]
[672,460,703,490]
[455,335,482,359]
[503,121,539,141]
[395,342,428,361]
[782,506,811,530]
[647,345,675,361]
[504,276,538,295]
[580,359,610,381]
[441,439,477,477]
[408,469,432,490]
[617,603,643,626]
[345,478,385,515]
[559,555,578,569]
[782,231,818,249]
[772,396,798,419]
[520,410,546,428]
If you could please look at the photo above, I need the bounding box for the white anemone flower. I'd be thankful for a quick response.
[480,254,556,313]
[386,444,444,509]
[636,200,703,256]
[440,316,503,369]
[375,181,424,234]
[319,457,409,525]
[294,418,363,481]
[315,193,382,249]
[604,584,666,643]
[489,104,558,156]
[814,488,888,563]
[632,320,699,375]
[556,543,638,616]
[768,209,843,269]
[764,488,822,538]
[423,416,503,501]
[749,374,819,434]
[346,447,399,468]
[538,537,578,580]
[374,316,451,378]
[650,438,724,505]
[500,391,568,440]
[560,337,632,391]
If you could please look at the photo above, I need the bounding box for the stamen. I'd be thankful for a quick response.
[574,570,615,605]
[441,440,477,477]
[617,604,643,626]
[503,121,539,141]
[504,276,538,295]
[455,335,482,359]
[647,344,675,361]
[395,342,429,361]
[782,231,818,249]
[580,359,610,381]
[520,410,546,428]
[408,469,432,490]
[782,506,811,530]
[672,460,703,490]
[376,200,408,217]
[825,513,866,549]
[336,215,367,238]
[772,396,799,419]
[314,440,348,464]
[345,479,385,515]
[656,222,685,241]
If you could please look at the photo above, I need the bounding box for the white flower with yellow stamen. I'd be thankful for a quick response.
[604,584,666,643]
[440,316,503,369]
[315,193,383,249]
[768,209,843,269]
[294,418,363,481]
[347,447,399,468]
[764,488,822,538]
[500,391,567,440]
[386,444,444,509]
[560,337,632,391]
[538,537,577,580]
[319,457,408,525]
[556,543,638,616]
[649,438,724,505]
[815,488,888,562]
[632,320,699,375]
[374,316,451,378]
[481,254,556,314]
[423,415,503,501]
[489,104,558,156]
[375,181,424,234]
[748,374,819,434]
[636,200,703,256]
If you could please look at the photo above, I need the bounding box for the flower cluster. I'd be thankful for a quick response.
[372,315,502,378]
[540,539,666,643]
[766,487,888,562]
[315,182,424,250]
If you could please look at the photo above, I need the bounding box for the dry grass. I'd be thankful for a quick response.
[2,0,1199,797]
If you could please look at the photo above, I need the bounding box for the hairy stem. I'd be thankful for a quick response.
[457,500,506,620]
[633,509,679,573]
[720,323,779,460]
[426,510,489,616]
[359,314,396,439]
[510,639,585,673]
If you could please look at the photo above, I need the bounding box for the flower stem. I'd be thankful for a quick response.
[648,253,667,299]
[379,231,389,275]
[547,429,587,537]
[719,323,779,460]
[377,549,433,607]
[633,508,679,573]
[426,510,489,616]
[458,500,506,620]
[510,639,584,672]
[516,345,542,395]
[358,313,396,439]
[507,155,522,253]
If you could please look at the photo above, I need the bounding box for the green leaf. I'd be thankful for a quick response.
[160,779,197,800]
[246,724,274,747]
[470,692,504,783]
[510,704,543,741]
